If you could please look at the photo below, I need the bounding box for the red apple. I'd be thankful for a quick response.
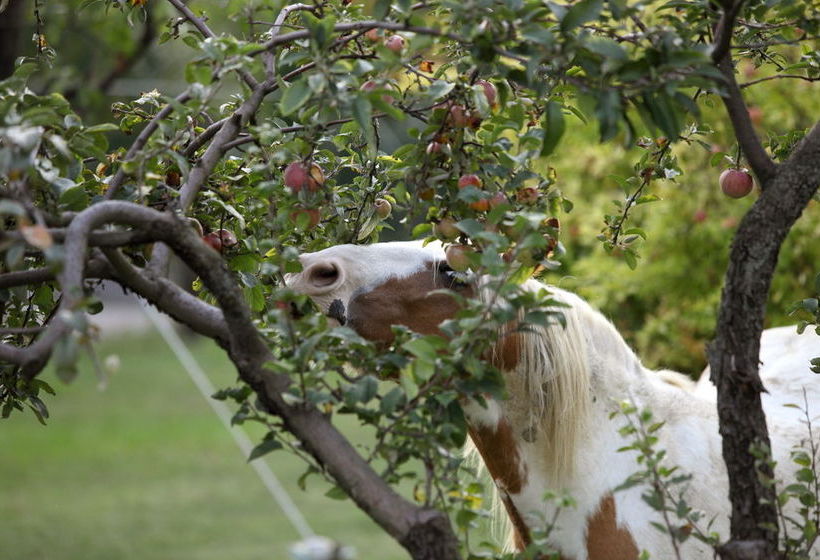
[448,104,469,128]
[203,232,223,252]
[214,228,238,248]
[284,162,324,193]
[290,208,321,228]
[719,169,754,199]
[385,35,404,53]
[361,81,395,104]
[458,174,482,189]
[445,244,474,271]
[488,191,507,209]
[476,79,497,106]
[365,28,381,42]
[374,198,392,219]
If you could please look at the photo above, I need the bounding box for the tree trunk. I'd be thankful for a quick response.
[710,124,820,559]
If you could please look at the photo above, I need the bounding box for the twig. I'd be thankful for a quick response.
[740,74,820,89]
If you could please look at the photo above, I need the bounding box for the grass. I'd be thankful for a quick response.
[0,327,408,560]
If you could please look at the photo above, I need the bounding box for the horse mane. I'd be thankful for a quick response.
[482,279,592,485]
[463,279,593,548]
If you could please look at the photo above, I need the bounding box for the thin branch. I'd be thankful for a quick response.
[222,115,386,151]
[732,35,820,49]
[183,116,230,158]
[252,21,463,56]
[710,1,777,184]
[0,258,110,289]
[101,247,230,344]
[266,3,314,80]
[740,74,820,89]
[711,0,745,65]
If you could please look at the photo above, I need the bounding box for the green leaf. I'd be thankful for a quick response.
[58,185,89,211]
[248,437,283,461]
[402,338,438,362]
[84,123,120,134]
[244,285,265,313]
[380,387,406,415]
[353,95,375,149]
[279,79,312,116]
[324,485,349,500]
[540,101,565,157]
[561,0,603,33]
[427,80,454,101]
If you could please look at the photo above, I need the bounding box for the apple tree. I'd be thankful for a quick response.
[1,0,818,559]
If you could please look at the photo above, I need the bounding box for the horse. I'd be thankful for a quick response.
[286,240,820,559]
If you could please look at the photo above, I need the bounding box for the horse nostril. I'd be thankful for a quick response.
[307,262,340,288]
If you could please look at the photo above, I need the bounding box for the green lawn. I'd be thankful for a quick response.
[0,329,407,560]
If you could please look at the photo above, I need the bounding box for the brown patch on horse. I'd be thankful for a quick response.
[346,262,471,342]
[489,328,521,370]
[585,494,638,560]
[467,418,530,547]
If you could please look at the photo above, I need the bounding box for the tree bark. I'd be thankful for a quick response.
[709,123,820,558]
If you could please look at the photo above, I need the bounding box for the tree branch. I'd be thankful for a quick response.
[252,21,463,56]
[100,246,230,344]
[740,74,820,89]
[711,1,777,184]
[0,227,155,248]
[0,257,110,289]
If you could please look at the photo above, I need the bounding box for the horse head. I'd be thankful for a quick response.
[285,241,472,342]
